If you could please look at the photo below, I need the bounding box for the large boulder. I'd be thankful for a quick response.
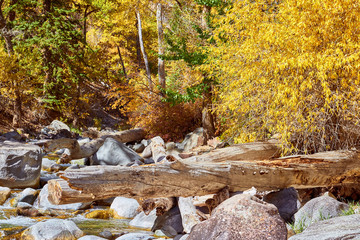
[91,138,143,166]
[188,194,287,240]
[21,219,84,240]
[34,184,90,211]
[263,187,300,223]
[0,141,42,188]
[293,195,349,231]
[110,197,140,219]
[289,214,360,240]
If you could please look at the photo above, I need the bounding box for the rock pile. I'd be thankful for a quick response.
[1,120,360,239]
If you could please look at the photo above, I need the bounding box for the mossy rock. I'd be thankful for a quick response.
[85,209,113,219]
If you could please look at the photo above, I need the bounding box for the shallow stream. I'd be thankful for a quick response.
[0,155,159,239]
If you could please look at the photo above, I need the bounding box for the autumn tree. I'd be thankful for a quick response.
[210,0,360,154]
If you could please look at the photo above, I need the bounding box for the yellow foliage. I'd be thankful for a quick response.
[209,0,360,154]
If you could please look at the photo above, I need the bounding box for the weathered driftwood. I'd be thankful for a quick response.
[150,136,166,163]
[178,197,202,233]
[48,142,360,205]
[204,186,230,214]
[43,128,146,161]
[140,197,176,216]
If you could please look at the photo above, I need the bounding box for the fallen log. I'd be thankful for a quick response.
[48,142,360,205]
[43,128,146,161]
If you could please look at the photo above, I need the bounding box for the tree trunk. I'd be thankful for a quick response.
[83,5,89,43]
[157,3,166,90]
[72,83,81,128]
[136,11,152,92]
[117,45,128,81]
[201,5,211,29]
[47,143,360,205]
[12,87,22,127]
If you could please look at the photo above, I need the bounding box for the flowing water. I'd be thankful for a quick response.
[0,156,159,239]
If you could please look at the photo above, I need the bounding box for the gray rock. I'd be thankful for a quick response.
[178,197,200,233]
[99,230,114,239]
[178,128,206,152]
[78,236,108,240]
[40,172,59,187]
[188,194,287,240]
[110,197,140,218]
[91,138,143,166]
[165,142,176,150]
[129,209,157,229]
[0,186,11,205]
[78,138,91,144]
[115,233,155,240]
[293,195,349,231]
[152,206,183,237]
[0,141,42,188]
[41,158,57,171]
[2,131,22,141]
[17,188,39,205]
[16,202,33,208]
[141,139,150,147]
[21,219,84,239]
[154,230,167,238]
[49,120,71,132]
[289,214,360,240]
[34,184,90,210]
[263,187,300,222]
[133,143,145,153]
[54,148,66,155]
[144,158,155,164]
[142,145,152,158]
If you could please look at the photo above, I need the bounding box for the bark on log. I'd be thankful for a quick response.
[48,142,360,205]
[140,197,176,216]
[43,128,145,161]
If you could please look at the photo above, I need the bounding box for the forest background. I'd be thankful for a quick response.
[1,0,360,155]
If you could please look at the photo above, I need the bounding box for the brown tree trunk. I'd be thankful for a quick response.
[157,3,166,90]
[12,87,22,127]
[83,5,89,43]
[72,83,81,128]
[117,45,128,81]
[136,11,152,92]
